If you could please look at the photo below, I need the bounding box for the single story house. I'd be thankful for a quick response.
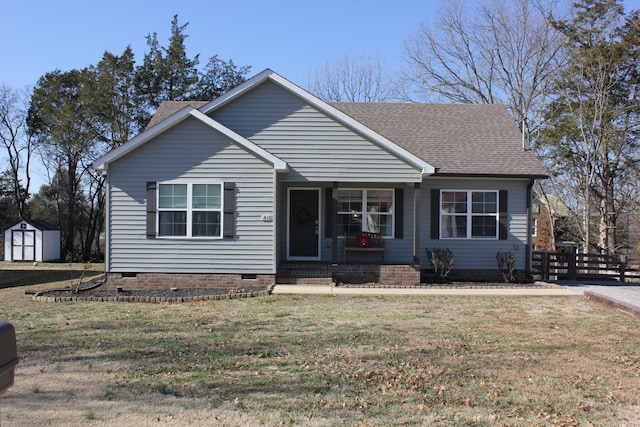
[92,69,547,289]
[4,220,61,262]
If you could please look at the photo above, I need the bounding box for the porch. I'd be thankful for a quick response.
[276,262,421,286]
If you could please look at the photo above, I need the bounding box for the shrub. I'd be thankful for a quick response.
[496,251,517,283]
[426,248,454,282]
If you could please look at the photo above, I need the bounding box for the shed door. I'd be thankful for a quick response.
[12,230,35,261]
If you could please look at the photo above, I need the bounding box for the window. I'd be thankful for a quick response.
[440,190,499,239]
[157,183,222,238]
[531,218,538,237]
[337,189,394,237]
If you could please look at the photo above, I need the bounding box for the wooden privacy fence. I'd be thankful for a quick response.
[532,251,640,282]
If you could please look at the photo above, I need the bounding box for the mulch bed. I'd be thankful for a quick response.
[32,285,273,303]
[31,280,558,303]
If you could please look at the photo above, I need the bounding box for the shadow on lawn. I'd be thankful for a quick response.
[0,268,103,289]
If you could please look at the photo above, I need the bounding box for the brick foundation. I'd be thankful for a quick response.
[105,272,275,291]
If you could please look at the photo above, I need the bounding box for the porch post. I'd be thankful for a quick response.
[413,182,421,266]
[331,182,339,264]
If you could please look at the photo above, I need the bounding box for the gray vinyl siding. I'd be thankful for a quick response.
[211,81,422,183]
[422,178,530,270]
[107,117,276,274]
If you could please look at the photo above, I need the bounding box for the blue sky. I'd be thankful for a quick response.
[3,0,640,90]
[0,0,442,89]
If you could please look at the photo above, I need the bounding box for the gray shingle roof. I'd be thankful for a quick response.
[145,101,208,130]
[145,100,547,177]
[331,103,547,177]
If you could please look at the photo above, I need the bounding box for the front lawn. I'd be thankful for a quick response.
[0,269,638,426]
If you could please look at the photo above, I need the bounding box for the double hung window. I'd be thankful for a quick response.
[158,183,222,238]
[440,190,499,239]
[337,189,394,237]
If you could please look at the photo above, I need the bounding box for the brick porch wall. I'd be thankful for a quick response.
[105,273,275,291]
[332,264,421,286]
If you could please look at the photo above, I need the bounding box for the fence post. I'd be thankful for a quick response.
[542,252,550,281]
[619,254,626,283]
[567,251,577,281]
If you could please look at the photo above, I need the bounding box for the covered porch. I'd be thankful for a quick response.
[281,182,424,268]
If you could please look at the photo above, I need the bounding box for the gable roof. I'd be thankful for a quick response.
[92,106,287,172]
[331,103,547,177]
[96,69,546,179]
[24,219,58,230]
[198,69,436,176]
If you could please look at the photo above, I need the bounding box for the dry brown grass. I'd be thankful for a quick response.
[0,265,639,426]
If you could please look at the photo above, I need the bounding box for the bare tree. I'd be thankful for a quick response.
[307,54,398,102]
[402,0,566,144]
[0,84,34,220]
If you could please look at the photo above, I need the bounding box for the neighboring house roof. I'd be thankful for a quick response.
[331,103,547,177]
[535,194,571,217]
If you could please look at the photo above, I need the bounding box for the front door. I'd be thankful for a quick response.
[288,189,320,260]
[12,230,35,261]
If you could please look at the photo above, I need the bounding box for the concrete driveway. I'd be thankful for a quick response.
[555,281,640,317]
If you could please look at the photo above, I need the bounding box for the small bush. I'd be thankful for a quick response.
[496,251,517,283]
[427,248,454,282]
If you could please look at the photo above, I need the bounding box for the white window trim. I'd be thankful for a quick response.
[337,188,395,238]
[439,190,499,240]
[157,181,224,239]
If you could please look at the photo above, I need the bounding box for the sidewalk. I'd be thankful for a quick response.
[272,282,640,317]
[272,284,578,296]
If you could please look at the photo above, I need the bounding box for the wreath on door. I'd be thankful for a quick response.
[294,208,313,225]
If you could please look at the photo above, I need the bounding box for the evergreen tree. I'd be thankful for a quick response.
[195,55,250,100]
[135,15,201,127]
[539,0,640,254]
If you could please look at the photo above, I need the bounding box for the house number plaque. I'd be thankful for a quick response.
[261,214,274,222]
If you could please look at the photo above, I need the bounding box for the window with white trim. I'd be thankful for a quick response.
[337,189,394,237]
[158,183,222,237]
[440,190,498,239]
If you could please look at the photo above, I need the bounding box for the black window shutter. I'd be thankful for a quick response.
[325,187,333,238]
[224,182,235,238]
[430,189,440,240]
[146,182,157,238]
[499,190,508,240]
[395,188,404,239]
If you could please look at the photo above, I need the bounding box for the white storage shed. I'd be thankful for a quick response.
[4,220,61,262]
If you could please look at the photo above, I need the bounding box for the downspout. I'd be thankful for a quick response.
[526,178,534,278]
